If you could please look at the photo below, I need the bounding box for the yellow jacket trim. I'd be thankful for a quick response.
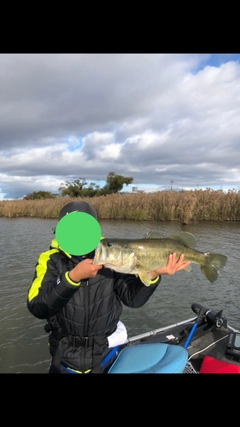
[28,249,59,302]
[135,274,159,285]
[147,276,159,285]
[64,366,91,374]
[65,271,81,286]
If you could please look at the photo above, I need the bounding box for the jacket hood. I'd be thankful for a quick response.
[59,201,98,221]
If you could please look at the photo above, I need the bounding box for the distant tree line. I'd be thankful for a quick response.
[24,172,133,200]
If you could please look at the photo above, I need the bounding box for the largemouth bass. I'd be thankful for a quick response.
[93,231,227,285]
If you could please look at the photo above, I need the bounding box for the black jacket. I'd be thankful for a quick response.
[27,238,160,372]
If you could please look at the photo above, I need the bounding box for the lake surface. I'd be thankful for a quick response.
[0,217,239,373]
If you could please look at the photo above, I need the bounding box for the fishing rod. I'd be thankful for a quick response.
[126,316,197,345]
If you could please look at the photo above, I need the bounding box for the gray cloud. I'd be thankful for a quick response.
[0,53,240,199]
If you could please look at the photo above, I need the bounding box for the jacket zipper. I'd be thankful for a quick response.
[81,280,89,372]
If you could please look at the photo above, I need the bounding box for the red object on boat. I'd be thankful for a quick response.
[200,356,240,373]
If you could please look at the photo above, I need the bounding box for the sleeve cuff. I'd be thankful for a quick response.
[146,275,159,285]
[65,272,81,286]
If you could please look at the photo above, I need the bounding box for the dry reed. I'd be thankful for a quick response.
[0,189,240,223]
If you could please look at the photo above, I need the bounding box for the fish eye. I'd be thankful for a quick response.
[107,241,112,247]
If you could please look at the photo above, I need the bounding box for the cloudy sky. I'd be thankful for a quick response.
[0,53,240,200]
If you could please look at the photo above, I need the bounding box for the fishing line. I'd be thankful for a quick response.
[188,334,228,361]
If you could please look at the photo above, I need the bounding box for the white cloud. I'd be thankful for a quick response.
[0,53,240,199]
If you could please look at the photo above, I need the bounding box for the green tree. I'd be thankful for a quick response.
[104,172,133,193]
[58,178,88,197]
[24,191,55,200]
[58,172,134,198]
[81,182,101,197]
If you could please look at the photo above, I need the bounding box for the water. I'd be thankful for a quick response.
[0,217,239,373]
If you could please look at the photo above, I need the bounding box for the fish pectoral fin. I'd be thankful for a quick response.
[184,265,191,272]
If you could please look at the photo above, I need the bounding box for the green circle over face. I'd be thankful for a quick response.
[55,211,101,256]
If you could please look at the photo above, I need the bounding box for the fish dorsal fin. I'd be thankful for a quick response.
[169,232,196,248]
[144,230,196,248]
[144,231,164,239]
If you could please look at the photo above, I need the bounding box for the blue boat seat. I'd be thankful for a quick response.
[108,343,188,373]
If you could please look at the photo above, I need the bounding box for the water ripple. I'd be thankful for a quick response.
[0,217,239,372]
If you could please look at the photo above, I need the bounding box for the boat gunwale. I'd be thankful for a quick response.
[125,317,240,345]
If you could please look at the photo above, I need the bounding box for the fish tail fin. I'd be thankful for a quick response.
[201,253,228,283]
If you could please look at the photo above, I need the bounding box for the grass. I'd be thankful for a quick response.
[0,189,240,224]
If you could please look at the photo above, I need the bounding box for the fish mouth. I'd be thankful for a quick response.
[93,242,106,265]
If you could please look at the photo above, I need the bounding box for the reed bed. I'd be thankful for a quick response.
[0,189,240,223]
